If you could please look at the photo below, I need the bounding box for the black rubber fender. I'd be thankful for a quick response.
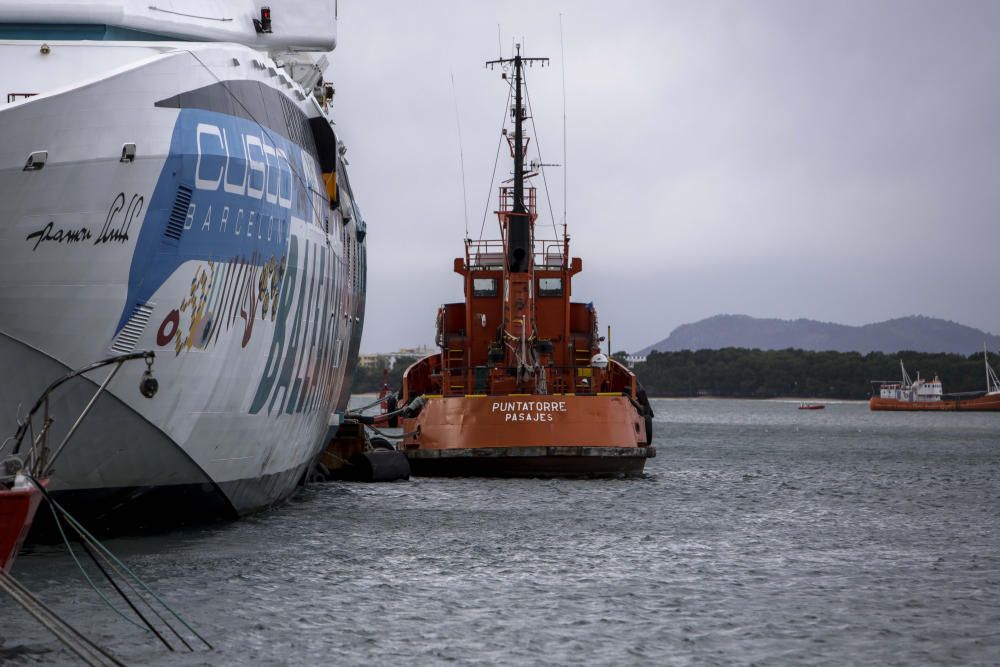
[637,382,654,444]
[348,450,410,482]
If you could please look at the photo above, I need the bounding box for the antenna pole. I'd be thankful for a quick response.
[560,13,568,231]
[451,72,470,238]
[485,46,548,274]
[513,47,525,215]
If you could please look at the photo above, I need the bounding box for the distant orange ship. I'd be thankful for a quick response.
[869,353,1000,411]
[397,45,655,477]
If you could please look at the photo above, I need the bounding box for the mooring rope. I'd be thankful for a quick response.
[363,423,419,441]
[0,569,124,666]
[30,477,213,651]
[43,494,149,632]
[351,392,398,414]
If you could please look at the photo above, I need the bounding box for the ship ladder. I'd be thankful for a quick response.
[571,341,592,392]
[446,347,465,394]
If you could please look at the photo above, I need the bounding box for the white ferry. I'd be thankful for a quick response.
[0,1,367,531]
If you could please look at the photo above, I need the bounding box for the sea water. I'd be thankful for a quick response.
[3,398,999,665]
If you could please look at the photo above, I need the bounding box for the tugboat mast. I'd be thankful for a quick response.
[512,47,526,217]
[487,45,548,273]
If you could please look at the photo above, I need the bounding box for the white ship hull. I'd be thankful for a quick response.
[0,39,366,531]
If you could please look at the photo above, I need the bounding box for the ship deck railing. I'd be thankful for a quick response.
[466,238,567,270]
[430,364,635,397]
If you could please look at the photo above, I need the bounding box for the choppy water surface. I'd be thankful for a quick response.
[4,399,1000,665]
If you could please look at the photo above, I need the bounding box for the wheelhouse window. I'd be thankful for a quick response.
[473,278,498,297]
[538,277,563,296]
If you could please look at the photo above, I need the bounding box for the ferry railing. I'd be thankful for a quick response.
[2,351,158,480]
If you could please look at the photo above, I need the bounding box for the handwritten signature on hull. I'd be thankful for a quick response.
[24,192,144,251]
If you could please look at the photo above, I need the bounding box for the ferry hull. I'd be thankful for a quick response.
[0,41,366,533]
[869,395,1000,411]
[401,395,654,478]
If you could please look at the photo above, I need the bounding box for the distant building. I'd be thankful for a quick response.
[359,346,436,370]
[358,354,382,369]
[623,354,647,368]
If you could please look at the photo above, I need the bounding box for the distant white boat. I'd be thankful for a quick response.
[869,352,1000,412]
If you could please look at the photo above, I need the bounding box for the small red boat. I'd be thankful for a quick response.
[1,475,46,573]
[798,403,825,410]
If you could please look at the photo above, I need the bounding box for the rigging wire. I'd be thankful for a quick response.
[478,82,514,241]
[560,13,568,228]
[450,73,470,238]
[522,70,560,241]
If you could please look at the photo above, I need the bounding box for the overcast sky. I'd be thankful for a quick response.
[328,0,1000,353]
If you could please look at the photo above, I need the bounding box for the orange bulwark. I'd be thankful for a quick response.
[400,394,653,477]
[396,45,655,477]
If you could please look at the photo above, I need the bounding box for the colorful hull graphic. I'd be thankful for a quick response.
[0,42,366,532]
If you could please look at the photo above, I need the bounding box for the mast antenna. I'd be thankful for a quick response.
[486,44,549,272]
[560,13,568,233]
[451,72,470,238]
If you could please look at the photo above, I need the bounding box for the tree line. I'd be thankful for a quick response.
[351,355,420,395]
[625,348,996,399]
[352,348,997,400]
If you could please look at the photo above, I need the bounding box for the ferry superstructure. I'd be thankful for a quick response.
[0,1,367,530]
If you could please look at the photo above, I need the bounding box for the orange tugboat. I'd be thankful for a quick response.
[397,46,655,477]
[869,351,1000,411]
